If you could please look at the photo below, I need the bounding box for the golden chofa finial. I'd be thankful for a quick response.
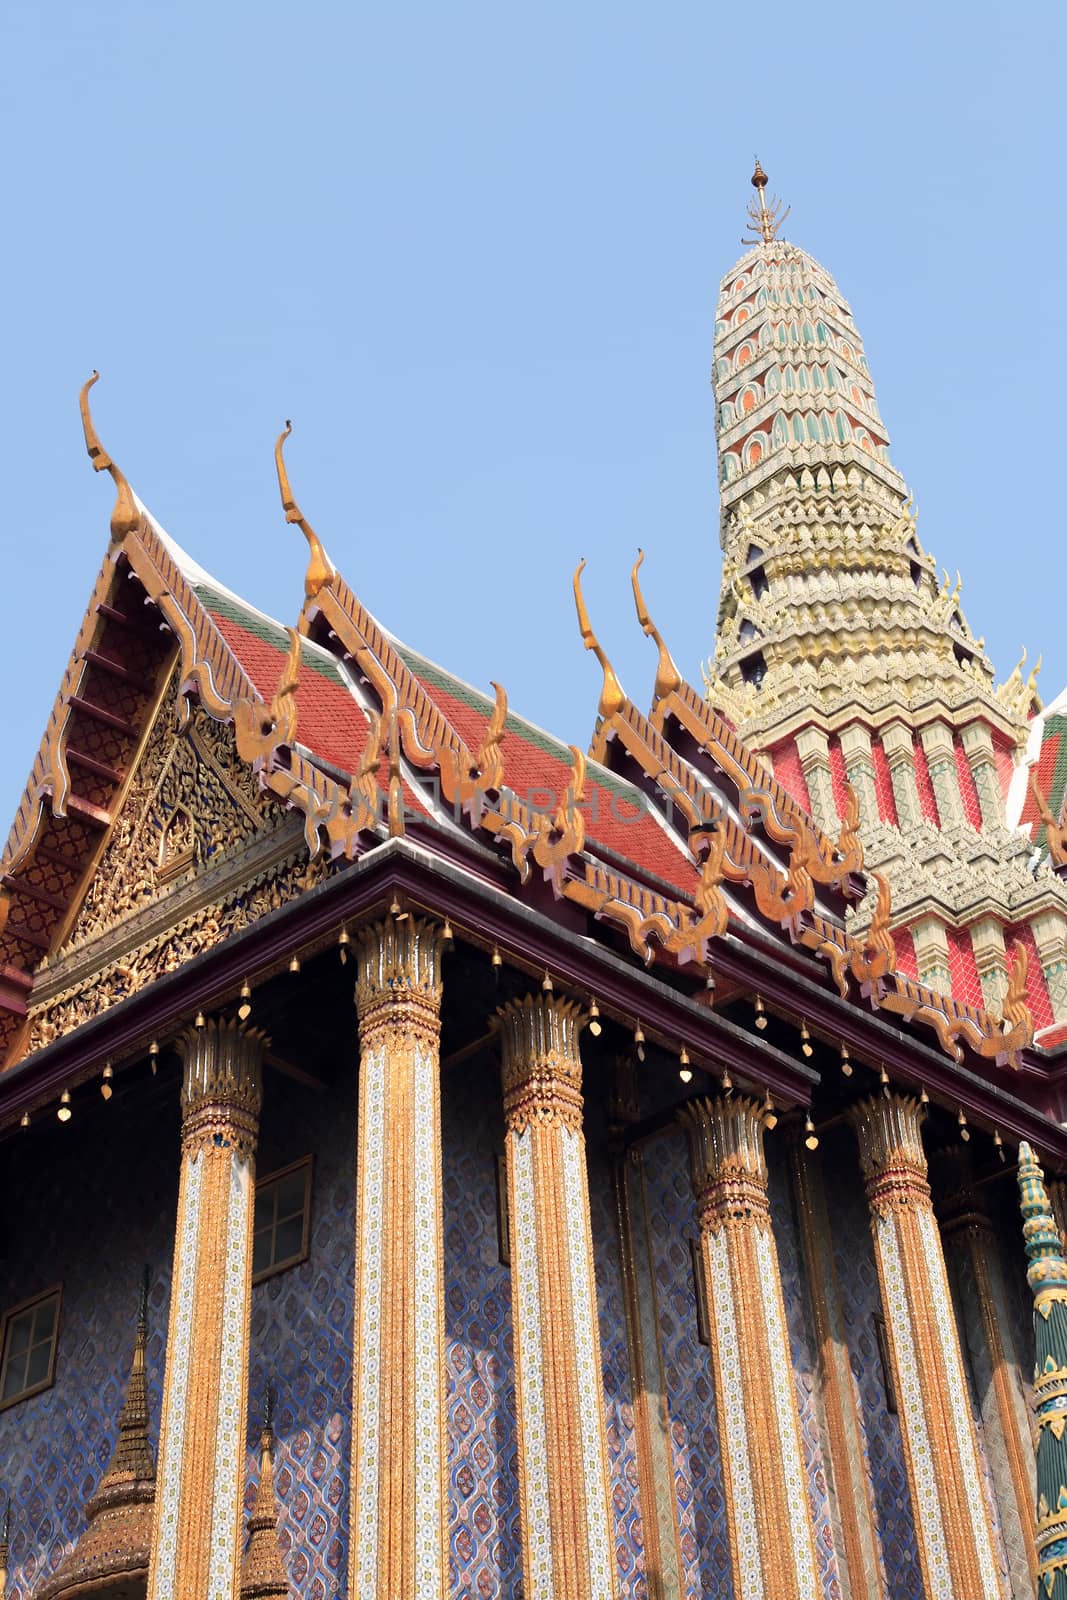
[79,372,139,541]
[743,158,790,246]
[573,559,626,721]
[631,549,681,708]
[275,421,336,602]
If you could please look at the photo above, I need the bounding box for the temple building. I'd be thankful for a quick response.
[2,171,1067,1600]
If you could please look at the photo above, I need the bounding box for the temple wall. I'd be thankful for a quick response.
[766,1148,843,1600]
[588,1145,648,1598]
[242,1066,357,1600]
[639,1126,733,1599]
[440,1058,521,1599]
[0,1078,179,1599]
[822,1128,924,1599]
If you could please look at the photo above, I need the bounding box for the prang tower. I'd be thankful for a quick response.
[705,163,1067,1033]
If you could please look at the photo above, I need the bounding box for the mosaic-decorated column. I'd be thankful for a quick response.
[789,1144,886,1599]
[678,1095,820,1600]
[882,720,924,832]
[795,726,838,836]
[148,1019,264,1600]
[498,996,618,1600]
[852,1094,1002,1599]
[920,721,964,829]
[936,1149,1037,1595]
[349,915,447,1600]
[839,724,879,831]
[960,721,1004,829]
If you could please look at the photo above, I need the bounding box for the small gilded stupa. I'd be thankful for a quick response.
[35,1274,156,1600]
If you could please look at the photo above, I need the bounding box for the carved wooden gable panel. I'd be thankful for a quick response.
[62,669,283,956]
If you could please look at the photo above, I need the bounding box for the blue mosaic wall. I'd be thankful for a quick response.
[823,1130,924,1600]
[0,1073,180,1600]
[766,1148,843,1600]
[243,1064,357,1600]
[639,1127,733,1600]
[587,1147,648,1599]
[441,1058,521,1599]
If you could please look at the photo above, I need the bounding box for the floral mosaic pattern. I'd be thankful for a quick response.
[639,1128,734,1599]
[0,1089,179,1600]
[587,1149,647,1600]
[823,1138,924,1600]
[441,1060,522,1599]
[244,1069,356,1600]
[766,1153,842,1600]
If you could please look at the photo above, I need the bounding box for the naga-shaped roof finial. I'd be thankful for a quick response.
[79,372,140,541]
[742,158,790,246]
[631,549,681,708]
[573,559,626,721]
[275,421,336,602]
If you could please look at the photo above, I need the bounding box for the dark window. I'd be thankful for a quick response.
[1,1288,61,1409]
[253,1158,312,1282]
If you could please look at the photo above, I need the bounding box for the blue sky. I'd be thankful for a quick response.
[3,2,1061,831]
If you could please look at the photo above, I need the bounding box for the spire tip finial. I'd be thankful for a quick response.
[743,159,789,246]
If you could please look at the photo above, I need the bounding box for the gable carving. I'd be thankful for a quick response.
[61,671,284,957]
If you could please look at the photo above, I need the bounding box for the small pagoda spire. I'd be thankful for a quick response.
[1018,1142,1067,1596]
[742,158,790,245]
[241,1382,290,1599]
[35,1271,156,1600]
[104,1266,155,1485]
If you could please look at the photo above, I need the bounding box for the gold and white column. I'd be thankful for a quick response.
[148,1018,265,1600]
[498,996,617,1600]
[678,1095,819,1600]
[852,1094,1002,1599]
[349,915,447,1600]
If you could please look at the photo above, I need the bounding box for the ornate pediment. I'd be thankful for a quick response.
[61,668,283,958]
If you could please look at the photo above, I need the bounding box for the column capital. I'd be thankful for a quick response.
[497,995,585,1133]
[678,1094,771,1228]
[850,1092,930,1213]
[354,914,444,1034]
[178,1017,264,1157]
[881,719,917,766]
[795,723,831,767]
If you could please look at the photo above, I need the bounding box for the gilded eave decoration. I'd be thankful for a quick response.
[0,383,1036,1083]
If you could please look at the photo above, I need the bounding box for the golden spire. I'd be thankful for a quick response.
[573,559,626,721]
[240,1383,289,1599]
[34,1272,156,1600]
[79,372,140,541]
[742,158,790,246]
[631,549,682,707]
[274,422,336,602]
[102,1267,155,1485]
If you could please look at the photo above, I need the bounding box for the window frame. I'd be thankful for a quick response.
[0,1285,63,1411]
[252,1156,313,1285]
